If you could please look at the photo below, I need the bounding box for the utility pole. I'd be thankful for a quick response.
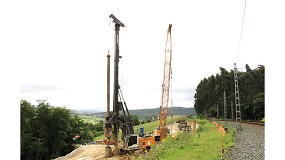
[234,63,242,130]
[231,101,234,120]
[217,104,219,119]
[224,91,227,119]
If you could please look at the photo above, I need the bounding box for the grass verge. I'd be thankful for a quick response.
[141,119,235,160]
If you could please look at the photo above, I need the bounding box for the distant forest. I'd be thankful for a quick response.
[194,64,264,120]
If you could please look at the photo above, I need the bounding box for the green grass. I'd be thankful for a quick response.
[141,119,235,160]
[78,115,104,124]
[261,117,265,122]
[93,116,235,159]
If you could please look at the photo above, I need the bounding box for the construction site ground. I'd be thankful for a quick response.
[55,121,197,160]
[55,144,121,160]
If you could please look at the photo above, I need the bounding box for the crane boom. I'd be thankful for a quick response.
[157,24,172,140]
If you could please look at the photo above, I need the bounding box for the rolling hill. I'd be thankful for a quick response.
[72,107,196,119]
[128,107,196,119]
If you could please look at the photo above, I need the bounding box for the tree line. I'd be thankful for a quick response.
[194,64,264,120]
[21,100,104,160]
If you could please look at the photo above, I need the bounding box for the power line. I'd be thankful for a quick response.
[236,0,247,62]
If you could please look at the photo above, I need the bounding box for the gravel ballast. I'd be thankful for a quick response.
[222,121,265,160]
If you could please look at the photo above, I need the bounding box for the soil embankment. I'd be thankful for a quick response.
[55,144,120,160]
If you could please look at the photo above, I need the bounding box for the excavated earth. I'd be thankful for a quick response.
[55,144,124,160]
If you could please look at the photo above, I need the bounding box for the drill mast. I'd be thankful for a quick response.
[105,14,133,150]
[158,24,172,139]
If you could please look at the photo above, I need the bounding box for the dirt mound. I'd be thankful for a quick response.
[55,144,120,160]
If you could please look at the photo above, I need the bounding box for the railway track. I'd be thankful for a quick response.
[216,118,265,159]
[208,118,265,126]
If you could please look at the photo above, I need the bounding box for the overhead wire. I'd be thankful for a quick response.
[236,0,248,62]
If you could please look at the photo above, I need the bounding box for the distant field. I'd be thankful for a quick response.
[78,115,104,124]
[137,115,183,133]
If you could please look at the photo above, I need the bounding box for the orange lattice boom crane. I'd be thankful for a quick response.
[155,24,172,141]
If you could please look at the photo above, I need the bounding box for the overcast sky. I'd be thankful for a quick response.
[2,1,285,158]
[14,0,270,112]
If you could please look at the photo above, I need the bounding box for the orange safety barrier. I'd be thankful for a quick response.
[212,121,225,136]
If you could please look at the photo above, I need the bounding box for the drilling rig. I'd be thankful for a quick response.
[104,14,135,157]
[105,19,173,157]
[154,24,172,141]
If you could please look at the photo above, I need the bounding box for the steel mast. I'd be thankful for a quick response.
[158,24,172,140]
[110,14,124,147]
[234,63,242,130]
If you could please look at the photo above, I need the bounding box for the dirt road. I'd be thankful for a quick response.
[168,121,199,137]
[168,122,181,137]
